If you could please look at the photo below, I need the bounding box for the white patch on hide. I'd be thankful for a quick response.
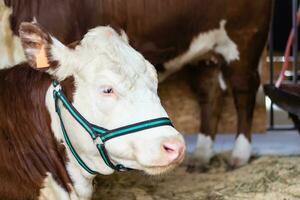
[231,134,252,167]
[32,17,38,23]
[0,2,26,69]
[194,133,214,164]
[159,20,239,82]
[39,173,75,200]
[214,21,240,63]
[218,72,227,90]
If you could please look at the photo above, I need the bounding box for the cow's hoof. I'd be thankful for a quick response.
[194,133,214,163]
[186,133,214,173]
[186,157,210,173]
[230,134,251,168]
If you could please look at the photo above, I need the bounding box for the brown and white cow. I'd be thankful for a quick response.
[0,22,185,199]
[0,0,272,168]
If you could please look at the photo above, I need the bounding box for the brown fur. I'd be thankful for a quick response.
[187,1,272,141]
[224,1,272,140]
[5,0,224,68]
[0,64,74,200]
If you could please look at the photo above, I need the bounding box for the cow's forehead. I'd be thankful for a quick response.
[77,26,156,88]
[80,27,145,69]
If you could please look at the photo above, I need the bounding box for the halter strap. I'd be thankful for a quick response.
[52,80,174,174]
[54,95,98,174]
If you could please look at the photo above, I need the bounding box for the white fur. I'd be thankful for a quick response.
[159,20,239,82]
[120,29,129,43]
[65,162,94,200]
[231,134,252,167]
[0,2,26,69]
[46,37,77,81]
[194,133,214,164]
[41,26,185,198]
[46,85,64,141]
[218,72,227,90]
[39,173,77,200]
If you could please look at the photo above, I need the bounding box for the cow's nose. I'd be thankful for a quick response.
[162,139,186,163]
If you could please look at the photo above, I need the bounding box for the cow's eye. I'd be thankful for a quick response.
[102,87,114,94]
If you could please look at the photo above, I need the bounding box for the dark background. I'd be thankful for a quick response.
[273,0,300,51]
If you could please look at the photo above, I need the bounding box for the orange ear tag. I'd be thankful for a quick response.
[36,45,49,68]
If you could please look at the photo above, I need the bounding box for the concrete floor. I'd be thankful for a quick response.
[185,131,300,156]
[183,90,300,157]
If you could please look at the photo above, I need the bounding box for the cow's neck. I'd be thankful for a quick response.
[45,77,114,199]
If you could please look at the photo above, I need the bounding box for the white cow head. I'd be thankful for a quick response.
[19,22,185,176]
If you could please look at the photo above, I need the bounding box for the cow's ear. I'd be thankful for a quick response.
[19,22,55,69]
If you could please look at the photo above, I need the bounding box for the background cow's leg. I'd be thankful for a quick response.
[226,69,260,167]
[189,54,225,169]
[224,0,271,167]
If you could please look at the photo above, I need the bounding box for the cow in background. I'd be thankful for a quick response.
[0,0,272,167]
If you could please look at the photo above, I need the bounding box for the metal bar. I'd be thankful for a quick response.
[267,126,297,131]
[268,2,275,128]
[270,102,274,128]
[269,17,274,85]
[293,0,298,83]
[267,56,300,62]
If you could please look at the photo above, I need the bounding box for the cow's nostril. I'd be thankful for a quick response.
[163,144,175,153]
[162,140,185,163]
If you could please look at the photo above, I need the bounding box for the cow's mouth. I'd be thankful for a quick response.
[138,148,185,175]
[143,163,178,175]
